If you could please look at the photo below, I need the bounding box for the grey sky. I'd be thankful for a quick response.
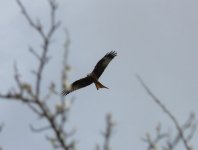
[0,0,198,150]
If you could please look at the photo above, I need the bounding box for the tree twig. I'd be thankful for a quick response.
[101,113,115,150]
[136,75,192,150]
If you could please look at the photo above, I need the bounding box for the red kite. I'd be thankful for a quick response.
[62,51,117,96]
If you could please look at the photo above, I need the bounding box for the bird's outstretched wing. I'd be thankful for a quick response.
[62,76,93,96]
[62,51,117,96]
[91,51,117,79]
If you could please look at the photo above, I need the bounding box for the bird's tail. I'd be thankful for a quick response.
[94,81,109,90]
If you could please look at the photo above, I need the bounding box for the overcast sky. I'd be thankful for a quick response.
[0,0,198,150]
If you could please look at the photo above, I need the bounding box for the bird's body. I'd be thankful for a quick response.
[62,51,117,96]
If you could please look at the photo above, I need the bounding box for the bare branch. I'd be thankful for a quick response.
[13,62,23,93]
[142,115,196,150]
[142,123,170,150]
[0,0,74,150]
[33,0,60,98]
[61,29,71,101]
[137,75,192,150]
[29,47,41,60]
[30,124,51,133]
[47,0,61,39]
[0,92,35,103]
[16,0,46,39]
[55,28,72,135]
[95,144,100,150]
[101,113,115,150]
[0,123,4,133]
[27,103,42,116]
[46,136,60,148]
[0,123,3,150]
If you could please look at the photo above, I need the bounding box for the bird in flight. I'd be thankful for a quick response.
[62,51,117,96]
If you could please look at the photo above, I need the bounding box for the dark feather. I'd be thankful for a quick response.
[91,51,117,78]
[61,90,70,96]
[62,76,93,96]
[62,51,117,96]
[71,76,93,89]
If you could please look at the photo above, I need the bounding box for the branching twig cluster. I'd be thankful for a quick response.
[0,1,117,150]
[0,123,3,150]
[137,75,197,150]
[0,0,75,149]
[142,114,196,150]
[96,113,116,150]
[2,0,195,150]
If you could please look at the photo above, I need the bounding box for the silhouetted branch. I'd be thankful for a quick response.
[97,113,115,150]
[0,92,35,103]
[61,29,71,100]
[29,47,41,60]
[0,123,4,133]
[142,113,196,150]
[16,0,60,98]
[137,75,195,150]
[0,0,74,150]
[0,123,4,150]
[15,0,72,149]
[57,28,72,132]
[27,103,42,116]
[30,124,51,133]
[16,0,46,39]
[142,123,169,150]
[1,1,118,150]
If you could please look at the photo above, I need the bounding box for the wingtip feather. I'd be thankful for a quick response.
[106,51,117,58]
[61,90,70,96]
